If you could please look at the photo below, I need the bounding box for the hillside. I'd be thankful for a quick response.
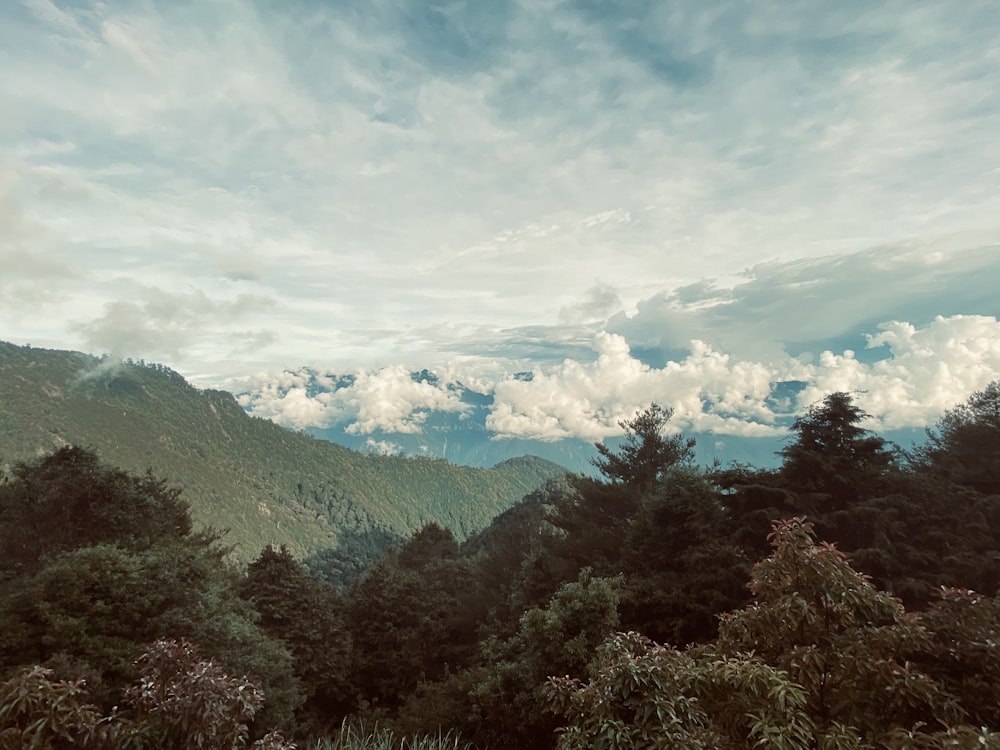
[0,342,567,565]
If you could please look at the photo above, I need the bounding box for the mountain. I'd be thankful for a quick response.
[0,342,567,570]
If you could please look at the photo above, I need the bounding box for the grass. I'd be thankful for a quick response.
[312,723,473,750]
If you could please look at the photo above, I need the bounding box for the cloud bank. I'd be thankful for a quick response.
[235,314,1000,443]
[238,366,468,435]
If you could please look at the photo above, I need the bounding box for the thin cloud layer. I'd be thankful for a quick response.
[608,239,1000,363]
[73,287,277,362]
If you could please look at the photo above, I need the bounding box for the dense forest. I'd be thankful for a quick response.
[2,383,1000,748]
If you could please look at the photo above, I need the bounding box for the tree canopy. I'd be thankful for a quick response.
[591,403,695,488]
[4,382,1000,748]
[778,391,896,509]
[910,380,1000,495]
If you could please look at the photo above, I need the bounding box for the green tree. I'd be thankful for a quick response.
[0,641,296,750]
[526,406,697,604]
[0,446,191,577]
[910,380,1000,495]
[618,467,751,644]
[0,449,302,729]
[346,525,478,710]
[778,392,896,510]
[119,639,299,749]
[545,631,818,750]
[547,518,1000,748]
[469,569,622,750]
[0,541,302,728]
[0,666,110,749]
[715,518,957,740]
[915,586,1000,728]
[240,545,353,729]
[591,403,695,489]
[397,523,459,570]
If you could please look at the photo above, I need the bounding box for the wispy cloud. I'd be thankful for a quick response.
[3,0,998,426]
[73,287,276,361]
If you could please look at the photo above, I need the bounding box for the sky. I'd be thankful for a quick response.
[2,0,1000,443]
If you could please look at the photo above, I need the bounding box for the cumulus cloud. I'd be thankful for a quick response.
[235,365,468,434]
[486,332,784,441]
[232,314,1000,444]
[343,366,469,435]
[801,315,1000,429]
[486,316,1000,441]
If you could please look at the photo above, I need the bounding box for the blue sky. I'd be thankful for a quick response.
[3,0,999,442]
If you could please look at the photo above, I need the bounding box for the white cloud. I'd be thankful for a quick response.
[558,282,624,325]
[344,366,468,435]
[486,316,1000,440]
[486,332,784,441]
[801,315,1000,429]
[73,287,276,362]
[364,438,404,456]
[235,365,468,434]
[608,239,1000,362]
[232,314,1000,444]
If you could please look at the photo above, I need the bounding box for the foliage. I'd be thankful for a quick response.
[0,665,110,749]
[240,546,353,731]
[778,392,896,510]
[467,569,622,749]
[914,586,1000,728]
[716,518,957,740]
[548,518,1000,748]
[0,541,303,726]
[312,721,471,749]
[720,391,1000,607]
[0,445,191,577]
[346,526,478,711]
[591,403,695,488]
[910,380,1000,495]
[5,350,1000,749]
[529,438,749,646]
[121,639,272,748]
[0,449,302,728]
[545,631,817,750]
[0,640,296,750]
[617,468,750,644]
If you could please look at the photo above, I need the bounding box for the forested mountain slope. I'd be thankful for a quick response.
[0,342,565,562]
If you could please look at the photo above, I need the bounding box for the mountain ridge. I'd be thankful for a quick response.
[0,341,566,569]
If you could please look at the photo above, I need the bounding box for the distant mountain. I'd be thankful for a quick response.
[306,390,602,475]
[0,342,567,571]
